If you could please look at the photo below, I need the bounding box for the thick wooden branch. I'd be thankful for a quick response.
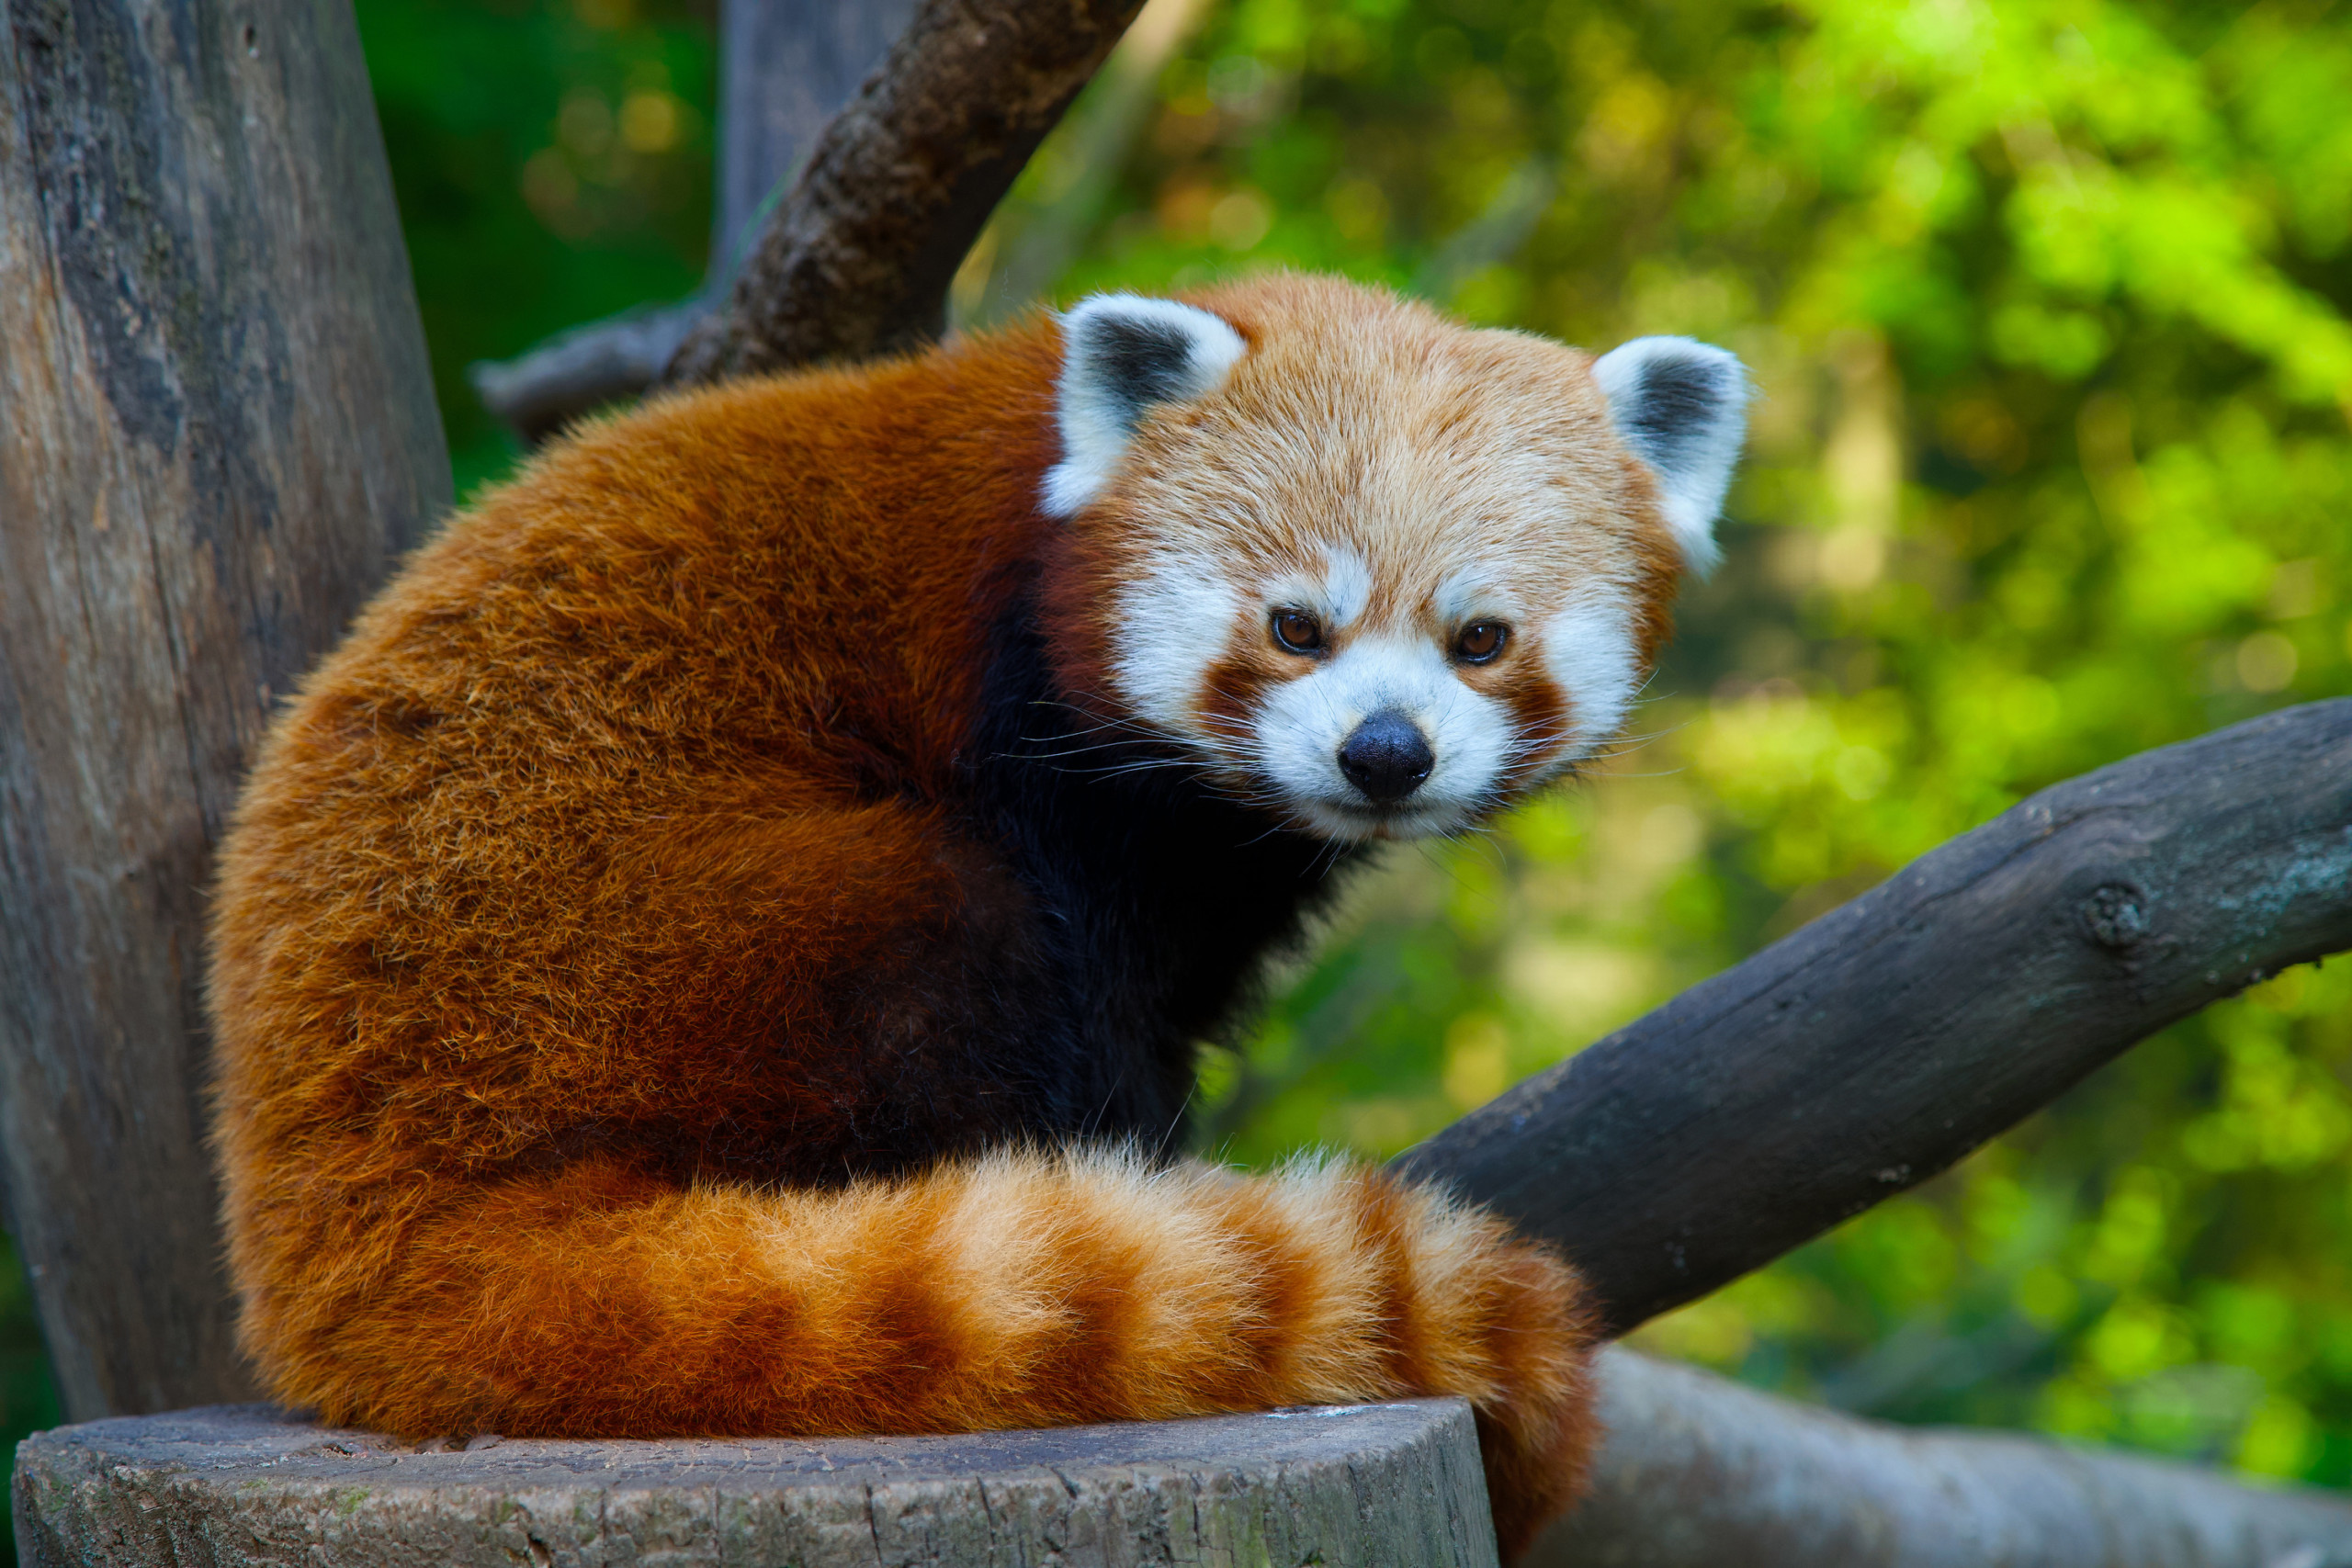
[660,0,1148,387]
[468,299,705,446]
[1536,1348,2352,1567]
[1396,699,2352,1337]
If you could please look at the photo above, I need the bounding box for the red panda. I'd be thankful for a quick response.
[206,273,1746,1558]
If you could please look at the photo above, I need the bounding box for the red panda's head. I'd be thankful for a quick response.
[1037,275,1747,842]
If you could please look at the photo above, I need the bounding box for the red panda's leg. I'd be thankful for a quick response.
[238,1150,1595,1554]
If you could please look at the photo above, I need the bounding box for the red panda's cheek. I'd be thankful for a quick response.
[1539,593,1645,761]
[1194,649,1283,755]
[1101,562,1243,738]
[1482,664,1572,787]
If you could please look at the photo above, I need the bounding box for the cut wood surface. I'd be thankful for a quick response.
[10,1398,1499,1568]
[661,0,1149,386]
[0,0,449,1416]
[19,1363,2345,1568]
[1535,1348,2352,1568]
[1397,698,2352,1337]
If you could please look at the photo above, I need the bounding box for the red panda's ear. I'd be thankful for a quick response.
[1043,295,1248,517]
[1591,336,1750,576]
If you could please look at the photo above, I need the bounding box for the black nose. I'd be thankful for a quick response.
[1337,709,1434,804]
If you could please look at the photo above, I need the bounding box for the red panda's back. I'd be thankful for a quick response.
[208,326,1064,1270]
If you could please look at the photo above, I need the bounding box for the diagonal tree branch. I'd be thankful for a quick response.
[659,0,1148,387]
[469,0,918,443]
[1395,698,2352,1336]
[1535,1348,2352,1568]
[709,0,918,281]
[474,0,1149,435]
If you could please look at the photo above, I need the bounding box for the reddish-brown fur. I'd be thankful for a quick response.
[207,277,1658,1559]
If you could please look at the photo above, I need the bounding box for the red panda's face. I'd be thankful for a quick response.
[1042,276,1747,843]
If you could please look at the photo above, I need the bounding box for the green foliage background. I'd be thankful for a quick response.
[8,0,2351,1546]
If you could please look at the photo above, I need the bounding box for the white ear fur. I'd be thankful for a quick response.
[1042,295,1248,517]
[1591,336,1749,575]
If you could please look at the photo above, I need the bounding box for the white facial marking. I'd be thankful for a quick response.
[1433,566,1521,631]
[1321,544,1373,629]
[1544,589,1640,765]
[1268,541,1374,631]
[1255,635,1514,841]
[1044,296,1248,517]
[1113,557,1239,733]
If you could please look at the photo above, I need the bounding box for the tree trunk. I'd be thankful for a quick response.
[0,0,448,1417]
[11,6,2352,1560]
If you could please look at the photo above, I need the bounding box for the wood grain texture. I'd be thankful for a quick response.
[0,0,448,1416]
[11,1399,1500,1567]
[661,0,1148,386]
[1532,1348,2352,1568]
[1396,699,2352,1337]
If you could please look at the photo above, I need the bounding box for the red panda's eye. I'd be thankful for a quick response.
[1272,609,1324,654]
[1455,622,1508,663]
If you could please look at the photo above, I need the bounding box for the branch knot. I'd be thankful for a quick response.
[2080,882,2151,952]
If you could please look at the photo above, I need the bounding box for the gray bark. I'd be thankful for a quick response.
[10,1398,1499,1567]
[0,0,449,1418]
[9,5,2352,1558]
[956,0,1207,326]
[1396,698,2352,1337]
[1532,1348,2352,1568]
[465,299,707,448]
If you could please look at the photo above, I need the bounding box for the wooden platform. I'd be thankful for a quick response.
[12,1397,1498,1567]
